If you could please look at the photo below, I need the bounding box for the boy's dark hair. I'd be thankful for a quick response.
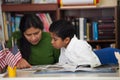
[19,13,43,60]
[49,20,75,40]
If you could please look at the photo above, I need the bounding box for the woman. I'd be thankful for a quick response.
[6,13,60,69]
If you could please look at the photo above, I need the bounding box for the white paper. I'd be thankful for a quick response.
[62,0,94,4]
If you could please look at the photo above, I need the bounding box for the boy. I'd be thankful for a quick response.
[49,20,120,68]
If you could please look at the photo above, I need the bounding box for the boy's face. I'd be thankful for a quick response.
[50,32,69,49]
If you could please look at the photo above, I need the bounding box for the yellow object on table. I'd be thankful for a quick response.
[7,66,16,77]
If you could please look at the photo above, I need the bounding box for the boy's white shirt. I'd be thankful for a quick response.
[59,35,101,68]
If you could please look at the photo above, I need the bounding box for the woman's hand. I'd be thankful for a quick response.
[16,58,32,69]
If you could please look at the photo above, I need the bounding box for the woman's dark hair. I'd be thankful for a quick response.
[49,20,75,40]
[19,13,43,60]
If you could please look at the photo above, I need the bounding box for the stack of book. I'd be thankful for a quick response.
[98,17,115,40]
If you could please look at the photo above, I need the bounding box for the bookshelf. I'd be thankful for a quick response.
[1,3,120,49]
[1,3,60,41]
[59,6,120,49]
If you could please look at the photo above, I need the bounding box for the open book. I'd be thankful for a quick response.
[34,64,118,74]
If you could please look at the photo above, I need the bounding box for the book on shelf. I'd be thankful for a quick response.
[92,21,98,40]
[45,13,52,25]
[0,5,4,41]
[98,16,115,23]
[65,17,91,40]
[98,20,115,23]
[58,0,99,6]
[58,0,99,8]
[65,17,80,39]
[37,13,52,32]
[2,12,9,41]
[97,16,115,40]
[32,0,57,4]
[98,36,115,40]
[98,31,115,40]
[0,25,4,41]
[6,13,12,39]
[98,29,115,32]
[60,5,97,9]
[98,24,115,29]
[79,17,87,40]
[2,13,23,41]
[98,31,115,36]
[86,23,92,41]
[15,14,23,31]
[74,18,80,39]
[70,17,88,40]
[2,0,32,4]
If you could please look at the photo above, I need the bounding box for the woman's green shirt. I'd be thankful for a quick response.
[6,31,60,65]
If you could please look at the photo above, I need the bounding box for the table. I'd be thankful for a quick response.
[1,65,120,80]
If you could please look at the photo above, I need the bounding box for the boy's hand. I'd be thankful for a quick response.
[114,52,120,67]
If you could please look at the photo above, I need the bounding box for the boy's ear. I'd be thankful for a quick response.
[64,37,70,44]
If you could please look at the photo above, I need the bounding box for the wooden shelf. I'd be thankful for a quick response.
[87,40,115,43]
[2,3,58,12]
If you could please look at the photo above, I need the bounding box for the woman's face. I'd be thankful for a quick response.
[24,27,42,45]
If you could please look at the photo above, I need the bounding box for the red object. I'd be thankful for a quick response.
[5,45,22,68]
[57,0,61,7]
[96,0,99,3]
[0,57,6,69]
[0,44,7,69]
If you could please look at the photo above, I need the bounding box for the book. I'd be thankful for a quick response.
[79,18,84,40]
[92,21,98,40]
[6,13,12,39]
[0,25,4,41]
[98,36,115,40]
[32,0,57,4]
[2,0,32,4]
[45,13,52,25]
[14,14,23,31]
[74,18,80,39]
[79,17,87,40]
[60,5,97,9]
[0,5,5,41]
[33,64,118,74]
[58,0,99,7]
[98,16,115,23]
[98,24,115,29]
[65,17,80,39]
[58,0,99,9]
[86,23,92,40]
[37,13,50,32]
[2,12,9,41]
